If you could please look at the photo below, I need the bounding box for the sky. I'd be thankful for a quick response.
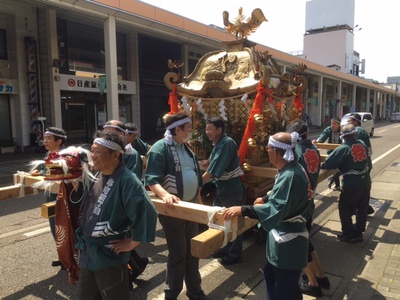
[141,0,400,83]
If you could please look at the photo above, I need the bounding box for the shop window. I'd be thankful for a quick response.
[0,29,7,60]
[57,19,127,79]
[188,50,204,74]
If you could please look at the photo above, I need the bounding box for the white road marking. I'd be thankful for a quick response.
[377,129,387,133]
[372,144,400,164]
[23,227,50,237]
[0,222,48,239]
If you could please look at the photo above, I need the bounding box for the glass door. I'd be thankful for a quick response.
[62,103,87,145]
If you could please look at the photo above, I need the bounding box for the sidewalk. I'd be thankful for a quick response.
[238,154,400,300]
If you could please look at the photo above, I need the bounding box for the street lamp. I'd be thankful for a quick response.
[350,24,362,33]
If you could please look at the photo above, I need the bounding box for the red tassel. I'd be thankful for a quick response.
[238,81,267,165]
[293,86,304,110]
[168,83,180,114]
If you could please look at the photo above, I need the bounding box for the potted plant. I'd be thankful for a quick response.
[0,138,16,154]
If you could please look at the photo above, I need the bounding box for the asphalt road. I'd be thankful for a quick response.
[1,120,400,300]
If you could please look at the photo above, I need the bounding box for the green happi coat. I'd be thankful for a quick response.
[145,139,203,200]
[355,126,372,155]
[355,126,373,172]
[316,126,341,154]
[132,137,151,156]
[206,134,243,196]
[76,161,157,270]
[254,162,312,270]
[294,140,320,191]
[322,139,370,188]
[123,144,142,179]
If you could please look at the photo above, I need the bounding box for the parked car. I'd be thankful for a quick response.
[390,112,400,123]
[341,112,375,136]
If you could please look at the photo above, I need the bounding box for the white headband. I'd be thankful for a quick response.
[164,117,192,145]
[268,132,299,162]
[348,115,361,123]
[103,124,126,133]
[126,129,138,134]
[94,138,124,153]
[45,131,67,139]
[297,130,308,141]
[340,129,357,139]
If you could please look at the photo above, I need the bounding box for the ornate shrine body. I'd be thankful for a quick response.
[164,31,308,199]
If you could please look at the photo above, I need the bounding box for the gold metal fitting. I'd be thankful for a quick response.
[254,114,263,123]
[242,162,252,172]
[247,138,257,148]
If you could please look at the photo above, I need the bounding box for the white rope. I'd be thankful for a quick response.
[206,206,234,247]
[68,179,85,204]
[16,171,28,197]
[168,201,236,248]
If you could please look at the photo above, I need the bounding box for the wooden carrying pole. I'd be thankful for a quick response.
[10,167,336,258]
[5,142,339,258]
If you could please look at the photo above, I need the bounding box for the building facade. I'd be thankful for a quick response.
[0,0,398,151]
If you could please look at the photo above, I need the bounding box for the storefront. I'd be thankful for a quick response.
[59,74,136,144]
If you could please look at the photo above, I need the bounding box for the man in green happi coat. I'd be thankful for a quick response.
[223,131,313,300]
[75,131,157,299]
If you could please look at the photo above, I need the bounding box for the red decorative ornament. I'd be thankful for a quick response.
[238,81,267,165]
[168,83,180,114]
[293,85,304,110]
[44,151,83,180]
[293,73,304,111]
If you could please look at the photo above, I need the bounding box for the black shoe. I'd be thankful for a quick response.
[337,233,362,243]
[51,260,66,269]
[327,177,334,189]
[317,276,330,289]
[212,249,228,259]
[368,205,375,215]
[51,260,62,267]
[186,290,209,300]
[302,275,330,289]
[142,256,149,268]
[332,185,341,191]
[300,281,323,297]
[165,297,177,300]
[218,255,242,265]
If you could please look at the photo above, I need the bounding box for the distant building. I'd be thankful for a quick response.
[303,0,362,76]
[387,77,400,84]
